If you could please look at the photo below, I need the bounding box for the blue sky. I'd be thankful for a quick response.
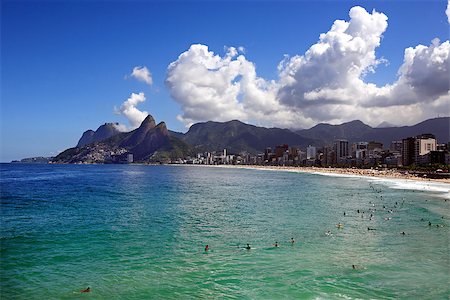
[1,0,449,162]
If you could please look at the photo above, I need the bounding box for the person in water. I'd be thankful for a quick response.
[291,237,295,244]
[246,243,251,250]
[81,287,90,293]
[274,241,279,247]
[205,245,209,251]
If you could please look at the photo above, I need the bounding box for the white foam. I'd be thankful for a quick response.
[367,177,450,199]
[311,171,450,199]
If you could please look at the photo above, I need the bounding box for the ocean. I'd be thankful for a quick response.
[1,164,449,299]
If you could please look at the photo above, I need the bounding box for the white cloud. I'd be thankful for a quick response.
[165,6,450,129]
[446,0,450,24]
[112,123,128,132]
[130,66,153,85]
[115,92,149,129]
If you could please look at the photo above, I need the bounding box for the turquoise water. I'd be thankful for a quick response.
[1,164,449,299]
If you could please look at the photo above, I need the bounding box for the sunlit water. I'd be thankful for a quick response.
[1,164,449,299]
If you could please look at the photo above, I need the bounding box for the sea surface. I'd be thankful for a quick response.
[1,164,449,299]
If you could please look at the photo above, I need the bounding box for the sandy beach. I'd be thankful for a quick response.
[175,164,450,199]
[178,164,450,183]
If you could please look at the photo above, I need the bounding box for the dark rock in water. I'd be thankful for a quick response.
[77,123,122,147]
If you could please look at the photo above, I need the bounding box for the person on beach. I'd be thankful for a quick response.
[205,245,209,251]
[81,287,90,293]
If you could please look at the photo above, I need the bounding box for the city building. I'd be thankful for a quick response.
[415,134,436,163]
[306,145,316,160]
[402,137,416,166]
[334,140,349,164]
[390,140,403,153]
[275,144,289,158]
[351,142,368,160]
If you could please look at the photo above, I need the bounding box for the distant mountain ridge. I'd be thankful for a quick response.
[296,117,449,147]
[57,116,448,163]
[77,123,122,147]
[179,119,318,154]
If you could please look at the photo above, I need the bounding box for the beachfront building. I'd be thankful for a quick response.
[334,140,349,164]
[402,137,416,166]
[306,145,316,160]
[264,147,272,162]
[415,134,436,163]
[351,142,368,160]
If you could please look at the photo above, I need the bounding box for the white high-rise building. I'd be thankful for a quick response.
[306,145,316,160]
[415,134,436,162]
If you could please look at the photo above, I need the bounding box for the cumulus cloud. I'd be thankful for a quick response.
[129,66,153,85]
[115,92,149,129]
[278,6,388,108]
[166,6,450,129]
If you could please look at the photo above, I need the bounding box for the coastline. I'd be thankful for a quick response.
[171,164,450,199]
[172,164,450,184]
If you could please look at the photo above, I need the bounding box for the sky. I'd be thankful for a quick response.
[1,0,449,162]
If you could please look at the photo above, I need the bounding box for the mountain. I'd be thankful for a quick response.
[296,120,372,144]
[54,115,190,163]
[296,117,450,147]
[376,121,396,128]
[55,116,448,163]
[77,123,122,147]
[181,119,318,154]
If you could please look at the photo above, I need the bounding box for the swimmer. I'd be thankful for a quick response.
[429,221,432,226]
[337,223,344,228]
[291,237,295,244]
[343,212,346,216]
[367,227,376,230]
[245,243,251,250]
[325,230,332,236]
[401,231,406,235]
[80,287,90,293]
[274,241,279,247]
[205,245,209,251]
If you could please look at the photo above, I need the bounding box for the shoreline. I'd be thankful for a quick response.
[171,164,450,199]
[171,164,450,184]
